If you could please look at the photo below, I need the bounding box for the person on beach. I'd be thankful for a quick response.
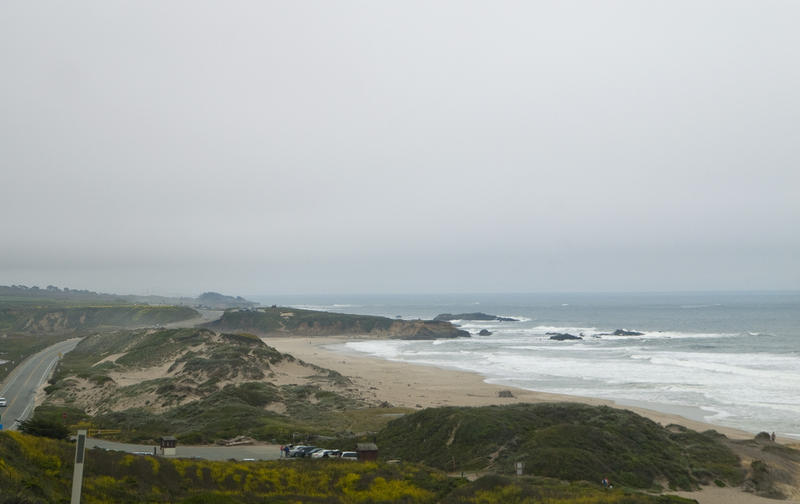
[771,432,776,442]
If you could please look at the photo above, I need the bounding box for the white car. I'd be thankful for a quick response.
[311,449,341,459]
[0,397,7,407]
[340,451,358,460]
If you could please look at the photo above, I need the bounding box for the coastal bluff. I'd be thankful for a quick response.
[205,306,470,340]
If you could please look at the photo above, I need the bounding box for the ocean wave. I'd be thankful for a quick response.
[288,304,362,312]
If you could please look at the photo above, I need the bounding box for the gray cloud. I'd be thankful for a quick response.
[2,1,798,295]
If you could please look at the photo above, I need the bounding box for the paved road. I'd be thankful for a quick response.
[85,438,283,461]
[0,338,80,430]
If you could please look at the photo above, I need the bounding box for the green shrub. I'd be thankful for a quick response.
[377,403,742,490]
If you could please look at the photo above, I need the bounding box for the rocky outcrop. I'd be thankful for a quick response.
[547,332,583,341]
[380,320,470,340]
[207,307,469,340]
[597,329,644,336]
[478,329,492,336]
[433,312,518,322]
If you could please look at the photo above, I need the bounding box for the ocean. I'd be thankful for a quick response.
[251,292,800,439]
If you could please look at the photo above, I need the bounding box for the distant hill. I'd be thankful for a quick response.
[205,306,470,339]
[0,284,128,306]
[194,291,257,309]
[0,284,257,309]
[0,305,199,333]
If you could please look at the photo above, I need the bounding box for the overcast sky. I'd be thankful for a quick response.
[1,1,798,296]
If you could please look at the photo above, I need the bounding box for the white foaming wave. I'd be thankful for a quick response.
[344,340,409,359]
[639,350,800,371]
[288,304,361,312]
[598,330,737,341]
[645,356,790,379]
[486,326,738,342]
[507,345,624,354]
[449,316,530,329]
[532,325,598,334]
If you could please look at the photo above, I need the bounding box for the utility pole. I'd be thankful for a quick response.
[70,429,87,504]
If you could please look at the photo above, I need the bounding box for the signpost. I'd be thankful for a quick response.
[71,429,87,504]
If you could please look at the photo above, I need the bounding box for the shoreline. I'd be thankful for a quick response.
[262,335,758,441]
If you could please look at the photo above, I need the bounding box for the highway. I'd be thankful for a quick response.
[0,338,80,430]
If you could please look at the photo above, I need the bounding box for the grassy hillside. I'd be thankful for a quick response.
[377,403,744,491]
[0,431,699,504]
[0,305,199,332]
[206,306,469,339]
[39,328,382,443]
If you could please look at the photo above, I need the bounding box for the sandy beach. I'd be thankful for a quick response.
[263,335,757,440]
[263,335,800,504]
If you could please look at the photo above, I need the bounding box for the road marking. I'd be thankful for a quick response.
[5,339,80,429]
[15,355,60,426]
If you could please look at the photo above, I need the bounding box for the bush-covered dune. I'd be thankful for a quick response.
[205,306,469,339]
[0,305,199,332]
[0,431,698,504]
[377,403,744,491]
[40,328,368,443]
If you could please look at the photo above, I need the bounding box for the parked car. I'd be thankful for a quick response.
[291,446,320,458]
[303,447,324,458]
[340,451,358,460]
[0,397,7,407]
[288,445,312,457]
[311,449,341,459]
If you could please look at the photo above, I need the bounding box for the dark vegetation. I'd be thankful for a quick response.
[206,306,469,339]
[440,474,694,504]
[377,403,745,491]
[0,431,701,504]
[17,417,70,440]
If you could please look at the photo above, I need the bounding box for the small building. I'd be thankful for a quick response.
[356,442,378,461]
[160,436,177,456]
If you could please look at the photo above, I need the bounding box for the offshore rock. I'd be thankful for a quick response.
[547,332,583,341]
[433,312,518,322]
